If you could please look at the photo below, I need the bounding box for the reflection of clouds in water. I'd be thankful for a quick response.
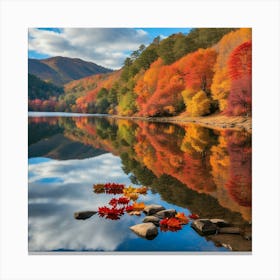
[28,154,146,251]
[28,154,125,185]
[28,212,136,251]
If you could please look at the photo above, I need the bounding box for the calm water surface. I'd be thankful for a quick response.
[28,114,252,252]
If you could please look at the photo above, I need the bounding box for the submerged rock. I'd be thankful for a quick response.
[143,216,160,226]
[218,227,241,234]
[74,211,97,220]
[154,209,176,219]
[130,223,158,240]
[191,219,218,235]
[143,204,165,215]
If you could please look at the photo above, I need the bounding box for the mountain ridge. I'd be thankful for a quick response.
[28,56,112,86]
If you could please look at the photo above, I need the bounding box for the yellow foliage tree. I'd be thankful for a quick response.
[187,91,211,117]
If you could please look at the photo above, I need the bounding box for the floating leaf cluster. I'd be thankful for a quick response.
[93,183,125,194]
[159,212,199,232]
[94,183,147,220]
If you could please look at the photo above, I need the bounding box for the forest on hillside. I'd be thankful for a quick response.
[28,28,252,118]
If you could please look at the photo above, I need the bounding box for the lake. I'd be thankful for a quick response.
[28,114,252,253]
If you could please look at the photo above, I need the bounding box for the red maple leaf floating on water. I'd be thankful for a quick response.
[188,213,199,219]
[98,206,125,220]
[109,197,130,207]
[117,197,130,205]
[104,183,125,194]
[125,205,134,212]
[109,198,118,206]
[160,217,182,232]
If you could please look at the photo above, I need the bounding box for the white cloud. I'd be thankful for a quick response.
[28,28,150,69]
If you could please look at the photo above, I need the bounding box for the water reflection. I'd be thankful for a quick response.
[28,116,252,252]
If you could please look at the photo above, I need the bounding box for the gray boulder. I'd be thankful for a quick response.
[191,219,217,235]
[74,211,97,220]
[143,216,160,226]
[154,209,176,219]
[130,223,158,240]
[143,204,165,215]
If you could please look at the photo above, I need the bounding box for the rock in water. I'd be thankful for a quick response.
[154,209,176,219]
[130,223,158,240]
[210,219,230,227]
[191,219,217,235]
[143,204,165,215]
[142,216,160,226]
[74,211,97,220]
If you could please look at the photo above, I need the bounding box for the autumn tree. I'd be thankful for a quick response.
[211,28,252,111]
[141,64,185,116]
[186,91,211,116]
[134,58,163,113]
[117,78,138,116]
[180,48,217,116]
[225,41,252,116]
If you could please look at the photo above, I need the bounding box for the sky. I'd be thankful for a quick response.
[28,28,192,69]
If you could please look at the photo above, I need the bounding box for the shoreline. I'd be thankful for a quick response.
[28,112,252,132]
[108,114,252,133]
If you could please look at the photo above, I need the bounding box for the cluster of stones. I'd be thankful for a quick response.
[191,218,252,242]
[129,205,248,241]
[129,204,177,240]
[74,207,249,242]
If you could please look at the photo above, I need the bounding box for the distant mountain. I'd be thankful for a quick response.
[28,56,112,86]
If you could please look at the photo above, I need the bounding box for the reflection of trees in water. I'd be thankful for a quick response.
[209,130,251,220]
[28,116,252,222]
[148,174,247,225]
[134,123,218,194]
[225,130,251,207]
[28,117,62,145]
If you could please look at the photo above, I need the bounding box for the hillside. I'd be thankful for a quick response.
[28,56,112,86]
[29,28,252,119]
[28,74,64,100]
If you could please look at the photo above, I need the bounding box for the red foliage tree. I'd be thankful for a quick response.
[226,41,252,116]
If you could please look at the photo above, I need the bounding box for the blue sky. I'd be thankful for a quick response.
[28,28,191,69]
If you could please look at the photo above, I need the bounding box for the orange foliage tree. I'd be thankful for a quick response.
[134,58,163,112]
[138,63,185,116]
[179,48,217,116]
